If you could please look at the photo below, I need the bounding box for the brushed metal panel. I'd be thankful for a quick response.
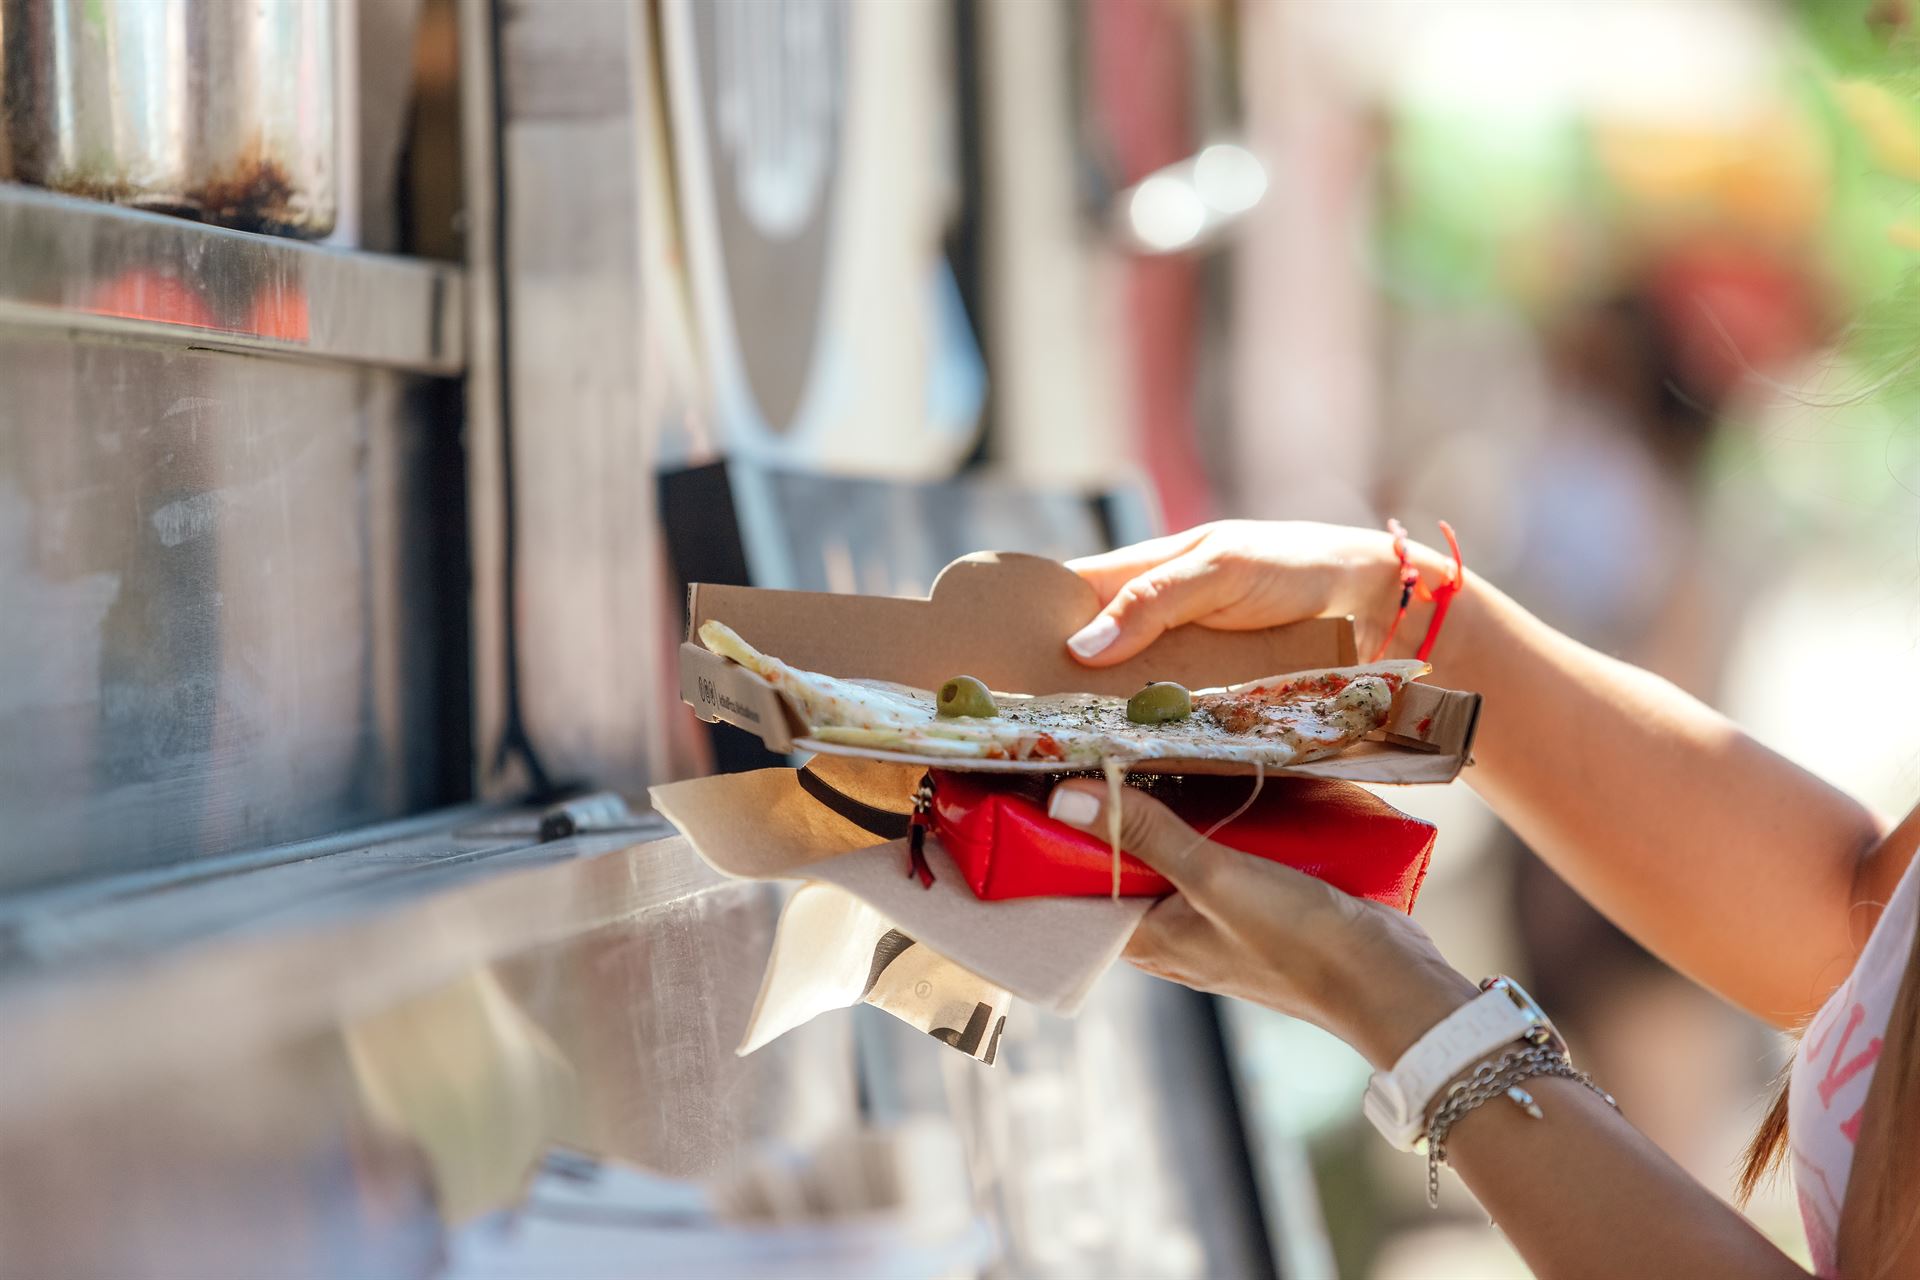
[865,967,1274,1280]
[0,1030,444,1280]
[469,0,681,800]
[497,0,634,121]
[0,834,856,1279]
[0,333,467,890]
[494,878,859,1178]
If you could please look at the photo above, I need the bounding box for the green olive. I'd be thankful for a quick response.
[1127,681,1192,725]
[937,675,998,718]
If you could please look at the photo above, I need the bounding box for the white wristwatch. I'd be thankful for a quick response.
[1363,976,1560,1151]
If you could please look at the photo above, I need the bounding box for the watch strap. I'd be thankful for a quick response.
[1363,982,1544,1150]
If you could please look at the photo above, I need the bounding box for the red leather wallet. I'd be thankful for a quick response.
[927,770,1436,912]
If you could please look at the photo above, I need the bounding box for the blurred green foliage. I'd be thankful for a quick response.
[1376,0,1920,513]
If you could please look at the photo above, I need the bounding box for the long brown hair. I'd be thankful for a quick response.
[1738,894,1920,1278]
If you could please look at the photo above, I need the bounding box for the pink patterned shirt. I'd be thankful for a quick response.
[1790,852,1920,1276]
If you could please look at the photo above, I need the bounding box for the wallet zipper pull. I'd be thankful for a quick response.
[906,774,936,889]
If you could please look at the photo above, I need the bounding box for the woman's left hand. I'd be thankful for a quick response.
[1049,781,1827,1279]
[1047,779,1477,1068]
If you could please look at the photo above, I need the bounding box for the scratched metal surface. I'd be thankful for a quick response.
[0,330,468,892]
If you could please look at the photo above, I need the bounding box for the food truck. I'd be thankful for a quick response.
[0,1,1362,1275]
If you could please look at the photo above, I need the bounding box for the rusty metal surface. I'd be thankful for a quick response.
[0,0,339,237]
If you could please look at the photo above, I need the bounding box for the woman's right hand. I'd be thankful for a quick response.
[1064,519,1448,667]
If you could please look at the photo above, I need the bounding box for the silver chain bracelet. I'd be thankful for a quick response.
[1423,1043,1618,1208]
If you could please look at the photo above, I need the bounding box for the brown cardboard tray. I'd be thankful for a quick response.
[680,552,1480,783]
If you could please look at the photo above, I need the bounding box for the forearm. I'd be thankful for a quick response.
[1336,948,1800,1278]
[1068,521,1893,1020]
[1408,559,1885,1023]
[1443,1075,1803,1280]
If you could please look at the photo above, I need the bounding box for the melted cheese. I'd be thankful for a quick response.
[698,620,1427,773]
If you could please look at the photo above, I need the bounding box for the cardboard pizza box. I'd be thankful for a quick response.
[679,551,1480,784]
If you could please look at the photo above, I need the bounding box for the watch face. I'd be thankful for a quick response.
[1487,976,1556,1041]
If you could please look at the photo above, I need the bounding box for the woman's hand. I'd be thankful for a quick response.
[1064,520,1444,668]
[1046,781,1816,1280]
[1072,522,1891,1032]
[1046,778,1475,1068]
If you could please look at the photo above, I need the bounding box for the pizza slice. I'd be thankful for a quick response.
[697,620,1426,772]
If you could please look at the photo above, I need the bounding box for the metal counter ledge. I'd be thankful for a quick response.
[0,806,859,1280]
[0,183,463,374]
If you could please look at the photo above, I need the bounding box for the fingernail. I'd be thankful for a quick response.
[1048,788,1102,827]
[1067,615,1119,659]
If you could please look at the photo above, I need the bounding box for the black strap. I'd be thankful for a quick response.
[796,765,914,840]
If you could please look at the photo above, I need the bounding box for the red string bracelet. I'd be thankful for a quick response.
[1370,519,1465,663]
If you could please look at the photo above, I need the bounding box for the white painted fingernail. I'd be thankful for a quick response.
[1048,788,1102,827]
[1067,615,1119,658]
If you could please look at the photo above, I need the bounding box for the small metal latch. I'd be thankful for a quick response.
[538,792,640,841]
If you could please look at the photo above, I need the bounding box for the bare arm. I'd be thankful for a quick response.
[1427,564,1890,1025]
[1067,521,1897,1025]
[1442,1075,1803,1279]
